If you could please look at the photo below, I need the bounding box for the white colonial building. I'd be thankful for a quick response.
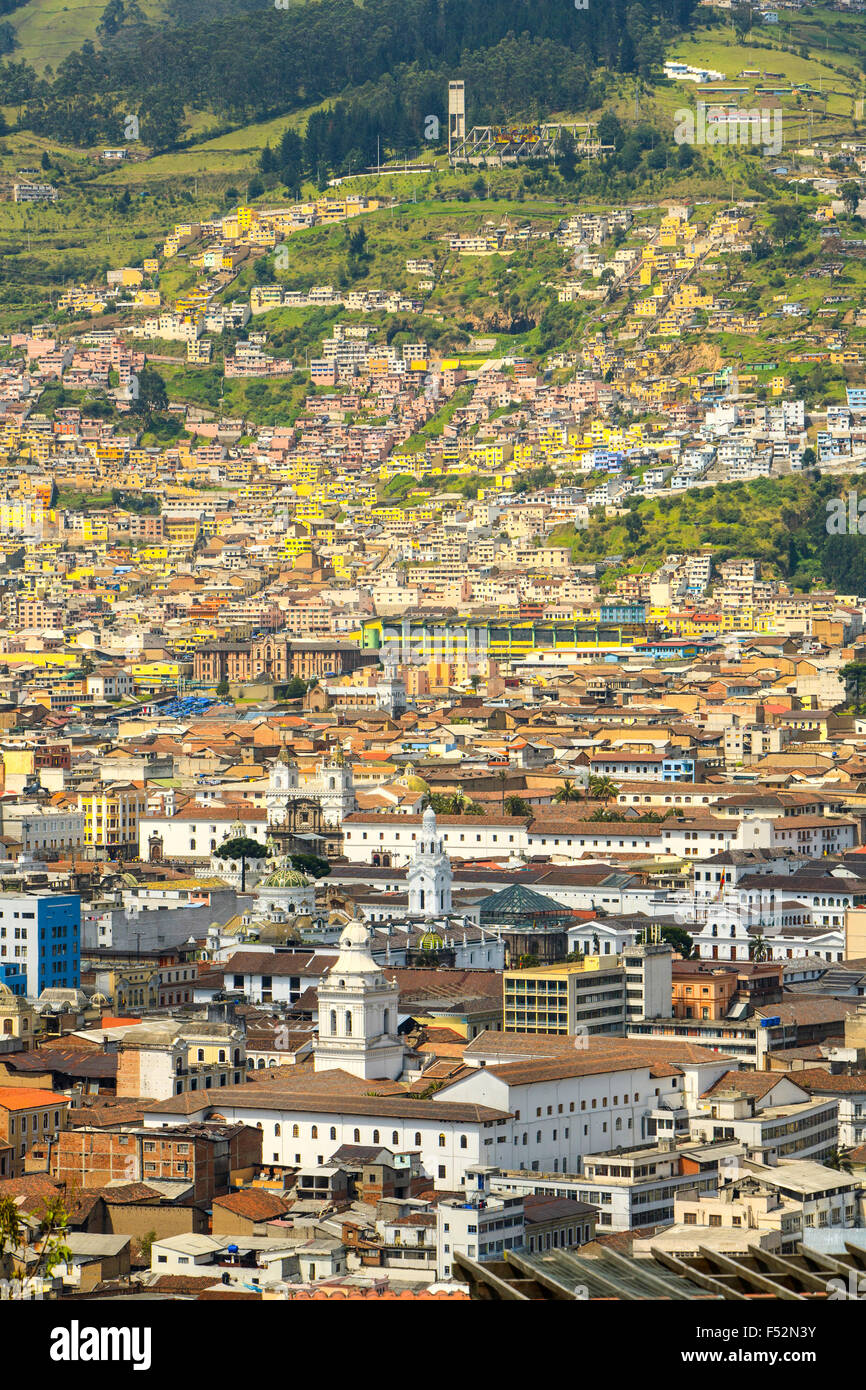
[267,748,355,830]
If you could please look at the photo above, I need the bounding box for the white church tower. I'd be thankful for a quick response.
[313,919,404,1080]
[407,805,452,918]
[266,746,299,827]
[318,748,355,827]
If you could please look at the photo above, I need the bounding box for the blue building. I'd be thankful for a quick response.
[662,757,696,783]
[600,602,647,624]
[0,892,80,998]
[0,962,27,996]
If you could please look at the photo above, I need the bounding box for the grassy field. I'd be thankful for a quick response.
[93,102,333,189]
[7,0,169,73]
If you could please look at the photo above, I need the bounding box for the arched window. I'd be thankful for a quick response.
[383,1009,390,1033]
[615,1117,622,1131]
[197,1049,204,1061]
[257,1058,265,1069]
[392,1131,399,1146]
[438,1133,446,1147]
[330,1127,337,1140]
[330,1010,337,1034]
[372,1130,380,1144]
[345,1011,352,1035]
[311,1126,318,1139]
[292,1124,299,1138]
[274,1124,281,1137]
[460,1135,467,1150]
[354,1128,361,1143]
[414,1132,421,1146]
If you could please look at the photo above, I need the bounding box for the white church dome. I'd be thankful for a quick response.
[332,919,381,975]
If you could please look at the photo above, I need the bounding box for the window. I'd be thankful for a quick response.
[392,1131,399,1145]
[372,1130,380,1144]
[292,1124,299,1138]
[330,1127,337,1141]
[354,1129,361,1143]
[439,1133,446,1147]
[414,1132,422,1146]
[311,1126,318,1139]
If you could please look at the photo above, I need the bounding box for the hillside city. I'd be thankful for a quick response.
[6,0,866,1331]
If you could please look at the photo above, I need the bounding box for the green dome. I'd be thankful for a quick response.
[419,930,444,951]
[261,868,310,889]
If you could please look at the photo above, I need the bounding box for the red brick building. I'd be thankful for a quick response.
[53,1122,261,1202]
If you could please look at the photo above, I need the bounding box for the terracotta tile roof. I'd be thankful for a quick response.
[701,1070,795,1100]
[211,1190,292,1221]
[0,1086,71,1110]
[149,1079,511,1124]
[794,1068,866,1095]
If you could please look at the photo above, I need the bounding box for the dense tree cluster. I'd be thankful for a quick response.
[0,0,698,153]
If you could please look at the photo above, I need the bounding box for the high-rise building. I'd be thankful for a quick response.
[503,945,673,1036]
[0,891,80,997]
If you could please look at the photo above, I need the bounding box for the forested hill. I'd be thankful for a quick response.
[1,0,699,146]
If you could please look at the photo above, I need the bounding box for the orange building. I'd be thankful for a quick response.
[671,962,738,1020]
[0,1086,70,1178]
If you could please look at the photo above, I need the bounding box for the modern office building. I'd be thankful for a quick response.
[503,943,673,1036]
[0,892,81,997]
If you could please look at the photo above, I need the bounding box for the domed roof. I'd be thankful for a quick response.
[419,930,444,952]
[406,774,430,794]
[422,804,437,831]
[260,867,310,889]
[331,918,382,976]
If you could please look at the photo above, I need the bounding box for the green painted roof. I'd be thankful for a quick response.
[478,883,573,925]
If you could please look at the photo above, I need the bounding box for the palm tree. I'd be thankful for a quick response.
[587,775,619,804]
[826,1147,854,1174]
[504,795,531,816]
[553,778,583,805]
[749,935,771,963]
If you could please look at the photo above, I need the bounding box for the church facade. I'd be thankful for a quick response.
[266,748,355,860]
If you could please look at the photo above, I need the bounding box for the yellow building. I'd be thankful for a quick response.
[504,957,622,1034]
[79,787,147,856]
